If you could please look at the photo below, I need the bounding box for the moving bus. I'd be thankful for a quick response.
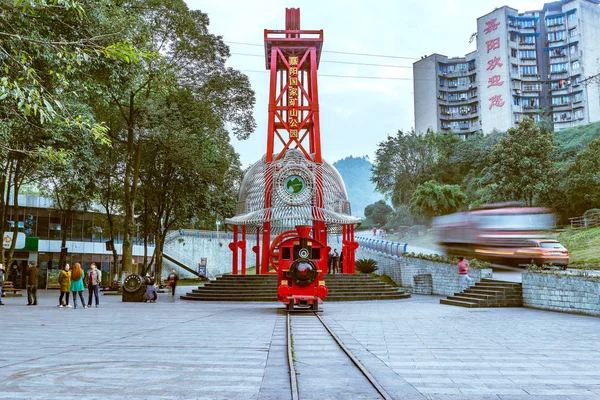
[433,203,556,265]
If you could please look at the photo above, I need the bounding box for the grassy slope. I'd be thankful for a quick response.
[553,121,600,162]
[558,227,600,266]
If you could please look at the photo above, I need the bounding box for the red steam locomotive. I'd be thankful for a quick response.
[271,226,329,311]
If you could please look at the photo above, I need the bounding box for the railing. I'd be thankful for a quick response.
[355,236,407,258]
[165,229,232,245]
[569,213,600,229]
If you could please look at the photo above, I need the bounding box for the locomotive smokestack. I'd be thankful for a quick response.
[296,225,311,239]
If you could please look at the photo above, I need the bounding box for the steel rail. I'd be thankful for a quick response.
[286,313,300,400]
[313,313,393,400]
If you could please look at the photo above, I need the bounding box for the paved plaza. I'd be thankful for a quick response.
[1,288,600,399]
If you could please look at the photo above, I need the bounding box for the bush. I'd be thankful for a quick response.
[583,208,600,218]
[356,258,378,273]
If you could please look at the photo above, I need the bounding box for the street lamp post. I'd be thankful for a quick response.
[216,220,221,238]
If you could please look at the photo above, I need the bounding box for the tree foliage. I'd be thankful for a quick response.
[364,200,393,226]
[487,117,555,206]
[409,180,467,221]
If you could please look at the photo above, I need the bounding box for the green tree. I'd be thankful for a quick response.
[487,117,555,206]
[364,200,393,226]
[93,1,256,273]
[371,131,460,206]
[564,137,600,215]
[409,180,467,221]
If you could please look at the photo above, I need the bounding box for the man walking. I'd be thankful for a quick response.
[167,269,179,296]
[0,263,5,305]
[87,263,101,308]
[26,262,39,306]
[458,257,472,294]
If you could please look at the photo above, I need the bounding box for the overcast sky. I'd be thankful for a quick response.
[186,0,545,167]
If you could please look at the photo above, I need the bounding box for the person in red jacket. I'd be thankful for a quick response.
[458,257,473,294]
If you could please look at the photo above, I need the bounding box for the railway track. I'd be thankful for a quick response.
[286,312,393,400]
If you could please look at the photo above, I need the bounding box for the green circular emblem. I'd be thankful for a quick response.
[284,175,305,195]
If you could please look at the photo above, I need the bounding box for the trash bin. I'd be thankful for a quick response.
[122,275,146,302]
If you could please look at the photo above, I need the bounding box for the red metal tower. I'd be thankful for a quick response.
[261,8,326,273]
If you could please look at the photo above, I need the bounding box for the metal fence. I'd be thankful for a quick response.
[355,236,407,258]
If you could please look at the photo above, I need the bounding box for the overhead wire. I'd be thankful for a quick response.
[224,40,420,60]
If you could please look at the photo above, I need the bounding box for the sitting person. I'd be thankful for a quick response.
[143,283,158,303]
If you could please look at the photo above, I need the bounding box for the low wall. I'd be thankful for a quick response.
[356,247,492,296]
[522,272,600,316]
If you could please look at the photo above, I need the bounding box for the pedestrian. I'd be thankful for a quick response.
[87,263,101,308]
[332,249,340,274]
[143,283,158,303]
[26,261,39,306]
[0,263,5,306]
[373,227,377,236]
[58,264,72,308]
[167,269,179,296]
[457,257,472,294]
[70,263,86,309]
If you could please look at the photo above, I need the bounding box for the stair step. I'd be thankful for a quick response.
[440,299,479,308]
[447,295,486,303]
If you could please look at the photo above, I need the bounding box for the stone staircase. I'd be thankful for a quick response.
[440,278,523,308]
[180,274,410,302]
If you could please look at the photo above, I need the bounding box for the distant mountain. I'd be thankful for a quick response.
[333,155,383,217]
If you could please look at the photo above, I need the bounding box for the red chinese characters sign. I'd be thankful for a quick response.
[483,16,504,110]
[288,56,299,138]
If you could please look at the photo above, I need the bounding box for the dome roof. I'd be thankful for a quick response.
[226,149,360,233]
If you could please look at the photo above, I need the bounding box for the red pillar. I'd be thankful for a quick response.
[232,225,238,275]
[255,228,261,274]
[241,226,247,275]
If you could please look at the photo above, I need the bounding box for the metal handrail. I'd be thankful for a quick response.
[355,236,407,258]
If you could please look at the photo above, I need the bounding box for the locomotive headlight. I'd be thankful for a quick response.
[298,248,310,259]
[289,259,317,287]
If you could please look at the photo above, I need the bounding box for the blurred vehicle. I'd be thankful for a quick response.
[514,239,569,267]
[433,202,557,266]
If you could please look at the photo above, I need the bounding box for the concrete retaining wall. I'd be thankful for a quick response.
[522,272,600,316]
[356,247,492,296]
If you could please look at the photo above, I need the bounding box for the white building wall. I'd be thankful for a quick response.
[579,0,600,123]
[413,55,440,134]
[477,7,515,133]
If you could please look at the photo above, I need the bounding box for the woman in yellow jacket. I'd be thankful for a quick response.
[58,264,72,307]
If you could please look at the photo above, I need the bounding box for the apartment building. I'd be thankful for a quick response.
[414,0,600,136]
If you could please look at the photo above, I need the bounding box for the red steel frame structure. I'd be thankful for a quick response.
[229,8,357,275]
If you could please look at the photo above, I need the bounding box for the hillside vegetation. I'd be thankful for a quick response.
[554,121,600,163]
[558,227,600,267]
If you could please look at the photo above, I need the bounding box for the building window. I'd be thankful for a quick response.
[513,96,521,106]
[523,97,539,108]
[49,217,61,240]
[570,43,578,54]
[449,106,459,114]
[520,50,536,59]
[520,65,538,75]
[439,64,447,72]
[456,63,467,72]
[523,83,541,91]
[552,95,570,106]
[520,19,535,28]
[468,60,476,71]
[551,79,570,90]
[550,63,567,73]
[520,35,536,44]
[574,92,583,102]
[547,31,565,42]
[448,80,458,88]
[448,64,455,72]
[546,15,564,27]
[510,32,518,42]
[550,47,565,57]
[568,11,577,22]
[511,48,518,58]
[458,77,469,86]
[554,111,572,122]
[574,108,584,119]
[572,60,580,70]
[511,64,519,74]
[569,27,578,38]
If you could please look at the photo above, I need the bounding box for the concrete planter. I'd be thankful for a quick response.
[522,272,600,317]
[355,247,492,296]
